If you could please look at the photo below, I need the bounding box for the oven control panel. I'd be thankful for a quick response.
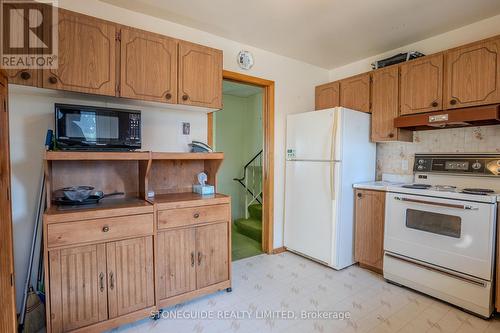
[414,154,500,176]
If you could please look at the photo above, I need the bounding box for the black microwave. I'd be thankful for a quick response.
[55,104,141,151]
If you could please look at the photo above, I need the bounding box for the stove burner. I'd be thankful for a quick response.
[433,185,457,192]
[402,184,432,189]
[461,188,495,196]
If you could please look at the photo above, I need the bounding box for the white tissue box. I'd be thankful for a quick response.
[193,184,215,195]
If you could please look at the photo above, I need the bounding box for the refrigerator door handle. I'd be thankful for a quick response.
[330,110,339,200]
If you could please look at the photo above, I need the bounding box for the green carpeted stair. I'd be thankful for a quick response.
[232,203,263,261]
[234,204,262,242]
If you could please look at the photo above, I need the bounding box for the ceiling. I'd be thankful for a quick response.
[100,0,500,69]
[223,81,262,98]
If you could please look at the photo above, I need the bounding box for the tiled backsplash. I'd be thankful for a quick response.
[376,125,500,178]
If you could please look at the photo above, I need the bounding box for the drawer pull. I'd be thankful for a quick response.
[182,94,189,101]
[48,76,58,84]
[99,272,104,292]
[198,252,202,266]
[109,271,114,290]
[102,226,110,232]
[193,213,200,219]
[191,252,195,267]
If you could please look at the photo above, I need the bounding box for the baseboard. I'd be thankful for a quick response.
[272,246,286,254]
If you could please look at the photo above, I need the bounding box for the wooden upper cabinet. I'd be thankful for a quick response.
[43,10,116,96]
[106,236,154,319]
[120,28,178,103]
[400,53,444,115]
[339,73,371,113]
[354,189,385,272]
[49,244,108,333]
[315,82,340,110]
[196,222,229,289]
[445,36,500,109]
[157,228,196,299]
[178,41,223,109]
[371,67,411,142]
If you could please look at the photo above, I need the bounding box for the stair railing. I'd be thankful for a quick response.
[233,150,263,218]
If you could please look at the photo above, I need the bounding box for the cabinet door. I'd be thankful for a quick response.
[400,53,444,115]
[445,37,500,109]
[339,73,370,113]
[106,236,154,318]
[315,82,340,110]
[371,67,412,142]
[178,41,222,109]
[157,228,196,299]
[120,28,178,103]
[354,190,385,272]
[43,9,116,96]
[49,244,108,333]
[196,222,229,289]
[0,74,16,333]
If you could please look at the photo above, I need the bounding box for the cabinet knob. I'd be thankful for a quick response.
[48,76,58,84]
[431,101,438,107]
[449,99,457,105]
[20,71,31,80]
[182,94,189,101]
[102,226,110,232]
[388,133,395,138]
[165,93,172,100]
[193,213,200,219]
[357,193,362,198]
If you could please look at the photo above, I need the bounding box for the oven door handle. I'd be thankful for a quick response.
[394,196,478,210]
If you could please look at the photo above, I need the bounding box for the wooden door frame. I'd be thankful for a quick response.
[207,70,275,254]
[0,69,17,332]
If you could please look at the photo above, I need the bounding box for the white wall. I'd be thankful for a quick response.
[10,0,329,309]
[329,13,500,80]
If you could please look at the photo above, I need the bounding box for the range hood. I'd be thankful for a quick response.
[394,105,500,130]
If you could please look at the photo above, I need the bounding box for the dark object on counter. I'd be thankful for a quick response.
[55,186,95,202]
[45,129,54,151]
[371,51,425,69]
[53,190,125,206]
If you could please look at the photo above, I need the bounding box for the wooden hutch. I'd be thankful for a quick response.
[43,151,231,333]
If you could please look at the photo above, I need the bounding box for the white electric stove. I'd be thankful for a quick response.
[384,153,500,318]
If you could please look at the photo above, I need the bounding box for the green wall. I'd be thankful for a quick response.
[214,93,263,221]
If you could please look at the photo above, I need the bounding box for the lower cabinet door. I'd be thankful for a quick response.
[106,236,154,318]
[157,228,196,299]
[354,190,385,271]
[196,222,229,289]
[49,244,108,332]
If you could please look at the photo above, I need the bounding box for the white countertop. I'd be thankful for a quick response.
[353,181,404,191]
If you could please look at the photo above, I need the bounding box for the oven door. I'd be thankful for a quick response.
[385,192,496,280]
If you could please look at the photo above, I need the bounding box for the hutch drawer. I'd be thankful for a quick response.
[157,204,229,230]
[47,213,154,248]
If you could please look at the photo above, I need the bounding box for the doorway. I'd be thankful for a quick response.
[208,71,274,259]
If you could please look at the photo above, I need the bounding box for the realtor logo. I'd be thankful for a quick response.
[1,0,58,69]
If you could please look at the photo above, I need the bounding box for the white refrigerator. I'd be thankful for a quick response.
[284,107,376,269]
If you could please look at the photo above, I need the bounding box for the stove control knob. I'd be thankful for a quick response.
[497,160,500,167]
[417,165,424,171]
[472,162,482,170]
[418,159,425,165]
